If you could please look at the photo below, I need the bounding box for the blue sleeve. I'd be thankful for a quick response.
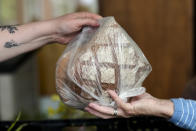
[169,98,196,131]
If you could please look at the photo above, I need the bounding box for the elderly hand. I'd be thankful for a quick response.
[85,90,174,119]
[50,12,102,44]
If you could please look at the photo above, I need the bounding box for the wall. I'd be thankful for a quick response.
[100,0,193,98]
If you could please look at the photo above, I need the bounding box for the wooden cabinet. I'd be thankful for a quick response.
[100,0,193,98]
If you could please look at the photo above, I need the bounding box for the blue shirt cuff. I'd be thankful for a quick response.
[168,98,182,123]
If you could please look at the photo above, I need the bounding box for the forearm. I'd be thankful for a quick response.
[154,99,174,119]
[0,20,55,61]
[0,35,55,61]
[0,21,54,43]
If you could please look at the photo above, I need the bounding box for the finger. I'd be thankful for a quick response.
[88,103,114,115]
[108,90,130,110]
[76,18,100,27]
[88,103,125,117]
[85,107,113,119]
[74,12,102,20]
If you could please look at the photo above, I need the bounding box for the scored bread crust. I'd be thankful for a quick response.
[56,17,152,108]
[56,50,96,104]
[68,20,143,99]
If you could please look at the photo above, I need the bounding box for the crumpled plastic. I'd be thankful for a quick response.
[56,17,152,109]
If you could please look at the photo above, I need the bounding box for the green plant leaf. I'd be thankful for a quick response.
[7,112,21,131]
[15,124,28,131]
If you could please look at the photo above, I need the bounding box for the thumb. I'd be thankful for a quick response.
[107,90,130,110]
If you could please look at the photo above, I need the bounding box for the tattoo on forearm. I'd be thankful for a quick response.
[0,25,18,34]
[4,40,23,48]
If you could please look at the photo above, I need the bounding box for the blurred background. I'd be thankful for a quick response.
[0,0,194,123]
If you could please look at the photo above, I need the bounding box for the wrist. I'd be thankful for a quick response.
[40,20,57,35]
[155,99,174,119]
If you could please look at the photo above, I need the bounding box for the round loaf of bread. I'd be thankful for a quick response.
[56,17,152,109]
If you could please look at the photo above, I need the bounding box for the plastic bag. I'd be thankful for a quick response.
[56,17,152,109]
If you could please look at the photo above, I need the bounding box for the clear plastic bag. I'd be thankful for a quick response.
[56,17,152,109]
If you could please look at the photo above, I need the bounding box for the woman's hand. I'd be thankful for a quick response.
[50,12,102,44]
[0,12,102,61]
[85,90,174,119]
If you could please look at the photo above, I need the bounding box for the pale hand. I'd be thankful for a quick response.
[85,90,174,119]
[50,12,102,44]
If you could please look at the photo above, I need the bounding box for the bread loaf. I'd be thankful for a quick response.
[56,17,152,109]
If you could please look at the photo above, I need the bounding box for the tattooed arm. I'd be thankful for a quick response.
[0,23,57,61]
[0,12,101,62]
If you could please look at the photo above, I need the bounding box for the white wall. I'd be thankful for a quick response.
[0,56,39,120]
